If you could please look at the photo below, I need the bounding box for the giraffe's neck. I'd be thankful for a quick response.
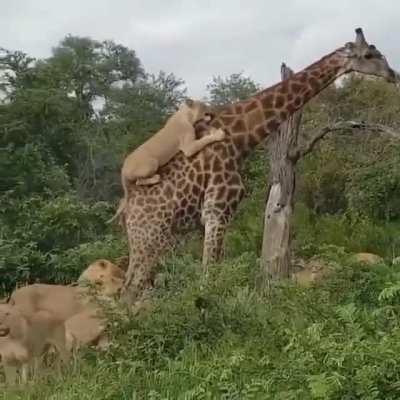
[214,48,347,158]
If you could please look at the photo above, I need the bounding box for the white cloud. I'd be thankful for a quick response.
[1,0,399,97]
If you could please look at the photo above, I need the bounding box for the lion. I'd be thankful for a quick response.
[0,304,69,384]
[78,259,125,297]
[350,252,384,265]
[110,98,226,222]
[64,309,107,354]
[8,284,89,322]
[9,259,125,319]
[8,260,126,355]
[291,258,333,287]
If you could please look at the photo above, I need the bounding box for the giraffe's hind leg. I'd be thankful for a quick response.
[122,222,174,305]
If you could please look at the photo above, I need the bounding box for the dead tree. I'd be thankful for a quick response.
[260,63,302,286]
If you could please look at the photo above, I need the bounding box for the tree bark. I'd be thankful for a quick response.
[260,63,303,288]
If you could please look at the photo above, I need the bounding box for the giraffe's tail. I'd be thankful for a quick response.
[107,198,126,224]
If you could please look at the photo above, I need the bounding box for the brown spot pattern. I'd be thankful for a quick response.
[266,119,280,132]
[233,134,246,149]
[235,104,243,113]
[261,95,274,108]
[244,101,259,112]
[220,115,236,125]
[291,83,302,93]
[231,119,246,133]
[213,157,223,173]
[264,110,275,120]
[274,95,285,108]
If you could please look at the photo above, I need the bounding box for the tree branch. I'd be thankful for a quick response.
[353,121,400,139]
[290,121,400,160]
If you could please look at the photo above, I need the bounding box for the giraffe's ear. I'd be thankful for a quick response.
[343,42,356,56]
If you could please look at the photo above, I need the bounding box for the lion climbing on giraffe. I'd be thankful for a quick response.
[110,98,226,222]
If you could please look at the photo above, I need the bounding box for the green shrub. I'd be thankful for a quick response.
[0,193,126,293]
[6,255,400,399]
[293,203,400,260]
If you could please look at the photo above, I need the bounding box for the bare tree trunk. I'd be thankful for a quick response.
[260,64,303,288]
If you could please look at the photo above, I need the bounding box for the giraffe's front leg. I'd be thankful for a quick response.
[201,216,227,274]
[201,172,245,273]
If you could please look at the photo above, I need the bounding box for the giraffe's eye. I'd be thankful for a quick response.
[364,53,373,60]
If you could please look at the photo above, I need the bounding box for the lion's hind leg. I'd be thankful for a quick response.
[129,157,160,185]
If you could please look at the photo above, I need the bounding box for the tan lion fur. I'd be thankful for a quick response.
[350,252,384,265]
[9,260,125,319]
[0,337,29,385]
[0,304,68,384]
[9,284,89,322]
[64,309,106,353]
[78,259,125,297]
[8,260,126,355]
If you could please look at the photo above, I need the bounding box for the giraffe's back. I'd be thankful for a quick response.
[125,136,243,232]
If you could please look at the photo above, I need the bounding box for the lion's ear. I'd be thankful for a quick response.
[185,98,194,107]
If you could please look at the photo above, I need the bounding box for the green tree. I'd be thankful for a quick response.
[44,36,145,118]
[0,47,35,99]
[206,72,260,106]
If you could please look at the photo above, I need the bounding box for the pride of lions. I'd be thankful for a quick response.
[0,259,126,385]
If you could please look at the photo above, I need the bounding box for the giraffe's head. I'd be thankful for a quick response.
[340,28,396,82]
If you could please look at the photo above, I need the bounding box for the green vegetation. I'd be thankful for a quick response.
[4,252,400,399]
[1,36,400,398]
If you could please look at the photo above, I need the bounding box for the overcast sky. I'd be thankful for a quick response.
[1,0,399,97]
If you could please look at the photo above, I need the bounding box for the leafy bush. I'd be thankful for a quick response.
[293,203,400,260]
[0,234,126,295]
[297,140,349,214]
[6,254,400,399]
[346,142,400,220]
[0,144,71,197]
[0,193,126,293]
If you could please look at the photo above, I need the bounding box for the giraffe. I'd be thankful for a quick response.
[120,28,396,303]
